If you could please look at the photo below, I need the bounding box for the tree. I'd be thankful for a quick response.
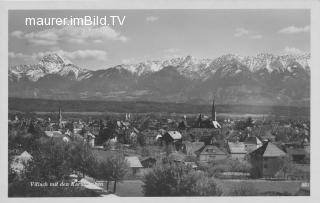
[68,140,97,178]
[21,137,73,182]
[9,133,101,197]
[65,122,74,132]
[180,171,222,196]
[142,163,222,196]
[27,122,36,134]
[87,152,128,193]
[235,117,254,131]
[142,163,182,196]
[105,153,129,193]
[89,160,112,190]
[246,117,254,128]
[137,133,146,146]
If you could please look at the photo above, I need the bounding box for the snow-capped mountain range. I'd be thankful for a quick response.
[9,54,91,82]
[9,53,310,106]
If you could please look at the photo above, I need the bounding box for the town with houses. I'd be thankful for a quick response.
[8,98,310,196]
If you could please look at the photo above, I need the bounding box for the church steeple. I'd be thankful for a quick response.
[211,96,221,129]
[212,97,216,121]
[58,107,62,128]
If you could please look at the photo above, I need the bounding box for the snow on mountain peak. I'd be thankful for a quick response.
[9,53,88,81]
[9,52,310,82]
[115,55,213,79]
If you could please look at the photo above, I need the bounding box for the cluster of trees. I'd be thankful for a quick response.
[9,137,97,196]
[234,117,254,131]
[9,124,129,197]
[96,120,117,145]
[142,163,222,196]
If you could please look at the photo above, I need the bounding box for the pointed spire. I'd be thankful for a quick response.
[212,96,216,121]
[58,107,62,128]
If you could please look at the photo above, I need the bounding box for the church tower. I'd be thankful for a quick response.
[58,107,62,128]
[211,96,221,129]
[212,97,216,121]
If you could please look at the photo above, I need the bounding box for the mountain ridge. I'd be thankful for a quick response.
[9,53,310,106]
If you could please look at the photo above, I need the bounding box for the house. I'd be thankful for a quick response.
[44,130,63,138]
[164,131,182,140]
[141,130,158,145]
[182,141,205,156]
[249,141,286,178]
[193,114,213,128]
[227,141,247,160]
[178,115,190,130]
[195,145,228,162]
[286,148,308,164]
[116,121,130,130]
[244,136,263,153]
[162,131,182,151]
[140,157,157,168]
[125,156,143,175]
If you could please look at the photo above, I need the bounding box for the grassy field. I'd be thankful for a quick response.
[114,180,144,197]
[217,179,302,195]
[102,179,303,196]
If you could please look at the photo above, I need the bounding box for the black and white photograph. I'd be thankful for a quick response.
[2,0,320,200]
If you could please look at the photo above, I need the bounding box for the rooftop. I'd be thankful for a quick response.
[196,145,226,156]
[125,156,143,168]
[228,142,247,154]
[167,131,182,140]
[251,141,286,157]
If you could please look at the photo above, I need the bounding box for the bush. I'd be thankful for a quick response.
[142,163,221,196]
[206,159,252,177]
[180,171,222,196]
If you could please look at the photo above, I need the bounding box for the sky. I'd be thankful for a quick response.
[8,9,310,70]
